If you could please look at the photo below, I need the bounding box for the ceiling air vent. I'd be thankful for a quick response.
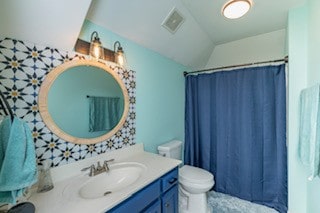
[162,8,185,34]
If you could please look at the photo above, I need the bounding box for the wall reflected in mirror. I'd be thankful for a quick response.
[48,65,124,138]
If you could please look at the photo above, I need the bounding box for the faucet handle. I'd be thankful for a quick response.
[81,164,96,176]
[105,159,114,163]
[81,164,95,172]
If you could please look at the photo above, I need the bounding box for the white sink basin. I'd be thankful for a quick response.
[78,162,147,199]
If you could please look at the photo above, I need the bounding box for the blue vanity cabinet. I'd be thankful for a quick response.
[108,167,178,213]
[161,184,178,213]
[108,180,161,213]
[160,168,178,213]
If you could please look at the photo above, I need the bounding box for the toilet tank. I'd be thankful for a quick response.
[158,140,182,160]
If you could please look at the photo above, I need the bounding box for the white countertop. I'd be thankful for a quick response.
[28,144,181,213]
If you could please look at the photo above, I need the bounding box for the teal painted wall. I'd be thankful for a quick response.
[306,0,320,212]
[289,1,320,212]
[307,0,320,86]
[288,5,309,213]
[79,20,187,153]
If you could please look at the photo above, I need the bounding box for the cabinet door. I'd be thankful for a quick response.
[142,198,161,213]
[161,184,178,213]
[108,180,161,213]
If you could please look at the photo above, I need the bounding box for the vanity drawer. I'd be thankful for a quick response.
[161,168,178,193]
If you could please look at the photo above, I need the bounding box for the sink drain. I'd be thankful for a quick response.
[103,191,112,196]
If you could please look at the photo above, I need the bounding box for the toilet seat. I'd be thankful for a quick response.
[179,165,214,185]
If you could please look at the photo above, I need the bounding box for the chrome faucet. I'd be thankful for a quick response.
[81,159,114,177]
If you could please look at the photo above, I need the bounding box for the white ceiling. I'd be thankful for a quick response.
[0,0,306,69]
[87,0,305,68]
[86,0,214,69]
[0,0,92,51]
[181,0,305,45]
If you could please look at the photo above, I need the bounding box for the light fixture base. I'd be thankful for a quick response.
[74,39,115,62]
[222,0,252,19]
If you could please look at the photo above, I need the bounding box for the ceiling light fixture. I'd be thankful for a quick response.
[89,31,104,60]
[222,0,252,19]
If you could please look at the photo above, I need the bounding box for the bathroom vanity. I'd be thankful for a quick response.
[25,58,181,212]
[28,144,181,213]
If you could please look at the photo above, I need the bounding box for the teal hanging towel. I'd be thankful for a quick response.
[299,84,320,180]
[0,116,38,204]
[89,96,120,132]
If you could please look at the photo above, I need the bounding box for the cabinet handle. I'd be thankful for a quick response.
[165,203,170,208]
[168,178,177,184]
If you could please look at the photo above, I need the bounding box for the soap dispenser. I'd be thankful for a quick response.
[37,161,54,193]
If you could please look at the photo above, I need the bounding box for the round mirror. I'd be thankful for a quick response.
[38,60,129,144]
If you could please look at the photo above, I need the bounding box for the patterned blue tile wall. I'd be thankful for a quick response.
[0,37,136,167]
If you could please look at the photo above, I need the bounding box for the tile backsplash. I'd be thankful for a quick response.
[0,37,136,167]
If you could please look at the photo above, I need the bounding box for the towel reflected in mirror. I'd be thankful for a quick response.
[88,96,122,132]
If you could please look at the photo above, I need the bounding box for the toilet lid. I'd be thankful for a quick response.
[179,165,213,184]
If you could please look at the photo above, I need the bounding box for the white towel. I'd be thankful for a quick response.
[299,84,320,180]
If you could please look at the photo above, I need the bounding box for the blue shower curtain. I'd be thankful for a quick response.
[185,65,287,213]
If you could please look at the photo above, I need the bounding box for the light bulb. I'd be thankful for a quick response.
[117,54,124,66]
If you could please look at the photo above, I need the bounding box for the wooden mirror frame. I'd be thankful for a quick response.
[38,59,129,145]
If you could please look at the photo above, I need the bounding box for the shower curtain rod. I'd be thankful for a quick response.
[183,56,288,76]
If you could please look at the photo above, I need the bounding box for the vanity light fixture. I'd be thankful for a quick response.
[89,31,105,60]
[74,34,127,68]
[114,41,127,69]
[222,0,252,19]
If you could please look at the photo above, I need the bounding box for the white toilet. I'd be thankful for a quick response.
[158,140,214,213]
